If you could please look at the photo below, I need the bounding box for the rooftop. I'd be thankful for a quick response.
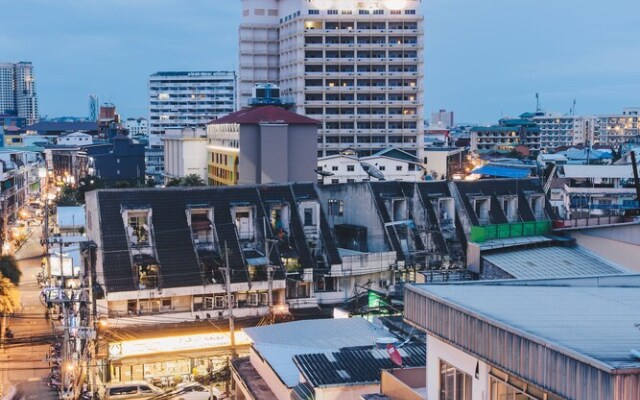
[231,357,278,400]
[408,275,640,371]
[208,105,318,125]
[25,121,98,133]
[482,245,628,279]
[244,318,394,388]
[293,345,425,388]
[562,164,635,179]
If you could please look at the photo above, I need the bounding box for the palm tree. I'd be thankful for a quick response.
[181,174,206,187]
[165,177,183,187]
[0,254,20,286]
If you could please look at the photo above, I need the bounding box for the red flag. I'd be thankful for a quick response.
[386,344,403,367]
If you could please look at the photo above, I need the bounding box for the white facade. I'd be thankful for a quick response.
[532,113,595,149]
[161,127,208,183]
[239,0,425,158]
[56,132,93,146]
[0,62,38,124]
[124,118,149,137]
[148,71,236,136]
[594,108,640,146]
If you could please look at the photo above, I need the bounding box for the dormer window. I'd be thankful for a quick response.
[500,196,518,223]
[189,208,213,246]
[528,194,546,220]
[126,211,151,247]
[233,206,255,240]
[471,197,491,225]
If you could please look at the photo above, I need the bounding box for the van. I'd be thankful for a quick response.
[104,381,164,400]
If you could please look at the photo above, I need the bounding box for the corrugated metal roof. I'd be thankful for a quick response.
[293,345,425,388]
[244,318,394,388]
[482,246,628,279]
[409,283,640,370]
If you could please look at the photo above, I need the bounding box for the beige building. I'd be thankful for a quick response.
[161,127,208,184]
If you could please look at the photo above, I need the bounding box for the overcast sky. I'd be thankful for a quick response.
[3,0,639,124]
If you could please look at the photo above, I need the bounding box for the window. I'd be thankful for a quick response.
[359,9,369,14]
[347,165,355,172]
[331,179,339,184]
[391,10,401,15]
[328,9,338,15]
[379,165,386,171]
[309,9,319,14]
[162,298,171,308]
[332,165,339,171]
[440,361,472,400]
[328,199,344,216]
[347,179,355,183]
[396,165,402,171]
[304,208,314,226]
[405,9,416,14]
[139,386,154,394]
[248,293,258,306]
[373,9,384,15]
[341,10,352,15]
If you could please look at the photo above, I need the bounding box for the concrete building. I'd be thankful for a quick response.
[0,62,38,125]
[148,71,236,136]
[239,0,425,158]
[594,107,640,146]
[430,109,454,128]
[423,147,467,180]
[404,274,640,400]
[532,113,595,149]
[317,148,426,184]
[206,105,318,186]
[161,127,208,184]
[123,118,148,137]
[56,131,93,146]
[471,117,541,153]
[85,135,145,186]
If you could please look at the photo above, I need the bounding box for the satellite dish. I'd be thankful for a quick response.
[360,162,385,181]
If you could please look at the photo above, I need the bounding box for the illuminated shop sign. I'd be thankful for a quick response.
[108,331,251,359]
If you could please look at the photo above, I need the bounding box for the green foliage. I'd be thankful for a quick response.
[55,185,80,206]
[165,177,183,187]
[0,273,20,314]
[0,255,21,286]
[165,174,207,187]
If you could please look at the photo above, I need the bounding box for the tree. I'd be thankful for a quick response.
[165,177,182,187]
[55,185,80,206]
[0,255,20,286]
[0,273,19,315]
[181,174,206,187]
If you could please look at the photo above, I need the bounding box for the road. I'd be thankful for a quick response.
[1,226,58,400]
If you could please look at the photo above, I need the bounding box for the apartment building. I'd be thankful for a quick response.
[594,107,640,146]
[0,62,39,125]
[471,117,540,153]
[148,71,236,136]
[531,113,595,149]
[123,118,149,137]
[239,0,425,158]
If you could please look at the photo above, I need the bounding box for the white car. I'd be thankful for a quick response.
[165,382,222,400]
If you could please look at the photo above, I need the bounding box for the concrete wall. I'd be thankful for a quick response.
[287,124,317,183]
[380,368,426,400]
[427,335,489,400]
[260,124,288,183]
[316,183,389,253]
[239,125,260,185]
[315,383,379,400]
[249,347,291,400]
[570,226,640,272]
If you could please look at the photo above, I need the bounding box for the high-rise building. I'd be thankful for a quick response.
[0,62,39,125]
[124,118,149,137]
[148,71,236,136]
[431,109,454,128]
[239,0,425,158]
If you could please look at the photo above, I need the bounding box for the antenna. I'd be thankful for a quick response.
[571,99,577,116]
[535,93,541,113]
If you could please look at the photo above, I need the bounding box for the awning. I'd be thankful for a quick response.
[472,165,531,179]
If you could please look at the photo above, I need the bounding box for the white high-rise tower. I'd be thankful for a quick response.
[0,62,39,124]
[239,0,425,158]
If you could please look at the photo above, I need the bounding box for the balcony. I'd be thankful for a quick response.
[331,250,396,277]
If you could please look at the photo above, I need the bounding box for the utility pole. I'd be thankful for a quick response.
[263,220,277,321]
[223,242,235,357]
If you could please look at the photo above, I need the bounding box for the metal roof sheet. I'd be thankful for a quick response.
[471,165,531,178]
[410,283,640,370]
[482,246,628,279]
[244,318,394,388]
[562,165,635,179]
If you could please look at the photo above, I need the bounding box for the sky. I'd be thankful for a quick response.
[2,0,640,124]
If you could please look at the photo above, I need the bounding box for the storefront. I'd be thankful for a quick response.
[104,331,251,387]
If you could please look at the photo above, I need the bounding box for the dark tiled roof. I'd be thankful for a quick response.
[293,345,426,388]
[25,121,98,133]
[208,105,318,125]
[453,178,546,225]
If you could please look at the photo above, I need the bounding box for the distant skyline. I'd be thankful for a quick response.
[3,0,640,124]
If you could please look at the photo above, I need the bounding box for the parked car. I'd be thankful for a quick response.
[165,382,221,400]
[104,381,164,400]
